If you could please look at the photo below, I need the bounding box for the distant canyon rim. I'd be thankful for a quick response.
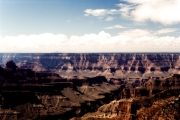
[1,53,180,79]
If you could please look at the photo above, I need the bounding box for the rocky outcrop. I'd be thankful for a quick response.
[115,74,180,120]
[70,74,180,120]
[77,100,120,120]
[5,60,17,71]
[0,53,180,80]
[136,96,180,120]
[0,61,121,120]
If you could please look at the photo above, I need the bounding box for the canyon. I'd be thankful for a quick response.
[0,53,180,74]
[0,53,180,120]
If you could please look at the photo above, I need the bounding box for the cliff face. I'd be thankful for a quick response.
[115,74,180,120]
[0,53,180,80]
[69,74,180,120]
[0,61,121,120]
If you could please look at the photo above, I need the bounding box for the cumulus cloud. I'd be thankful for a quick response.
[85,0,180,25]
[119,29,152,37]
[105,25,125,29]
[120,0,180,24]
[1,30,180,52]
[0,33,68,53]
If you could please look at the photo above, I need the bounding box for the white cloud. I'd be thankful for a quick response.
[105,17,115,21]
[84,9,108,16]
[85,0,180,25]
[84,9,120,17]
[119,29,151,37]
[117,3,136,18]
[156,28,177,35]
[0,33,68,52]
[119,28,177,37]
[120,0,180,25]
[67,20,71,22]
[0,30,180,53]
[105,25,125,29]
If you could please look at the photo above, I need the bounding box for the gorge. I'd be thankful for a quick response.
[0,53,180,120]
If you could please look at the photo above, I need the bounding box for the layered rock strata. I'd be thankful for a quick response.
[76,74,180,120]
[0,61,120,120]
[0,53,179,80]
[115,74,180,120]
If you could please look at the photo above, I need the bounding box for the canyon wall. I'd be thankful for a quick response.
[0,53,180,79]
[1,54,180,119]
[0,61,121,120]
[79,74,180,120]
[115,74,180,120]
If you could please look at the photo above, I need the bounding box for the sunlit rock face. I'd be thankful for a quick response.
[114,74,180,120]
[0,53,180,77]
[73,74,180,120]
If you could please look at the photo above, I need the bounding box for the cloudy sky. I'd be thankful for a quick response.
[0,0,180,53]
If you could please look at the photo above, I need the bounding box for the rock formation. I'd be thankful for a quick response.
[115,74,180,120]
[5,60,17,71]
[1,53,180,119]
[0,61,121,120]
[0,53,180,79]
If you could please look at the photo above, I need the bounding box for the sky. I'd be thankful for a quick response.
[0,0,180,53]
